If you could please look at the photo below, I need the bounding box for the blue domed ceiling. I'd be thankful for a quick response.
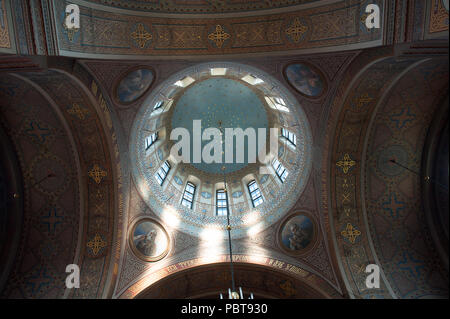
[171,78,268,174]
[130,62,313,239]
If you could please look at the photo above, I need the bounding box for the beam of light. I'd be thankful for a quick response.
[199,226,225,263]
[242,211,259,226]
[161,205,180,228]
[246,221,264,237]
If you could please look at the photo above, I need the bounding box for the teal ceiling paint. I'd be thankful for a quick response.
[171,78,268,174]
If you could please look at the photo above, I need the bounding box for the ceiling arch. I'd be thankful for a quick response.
[323,48,449,299]
[135,262,331,299]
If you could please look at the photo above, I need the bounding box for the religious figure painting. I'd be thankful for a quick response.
[280,213,315,253]
[117,68,154,103]
[130,218,169,261]
[284,63,325,97]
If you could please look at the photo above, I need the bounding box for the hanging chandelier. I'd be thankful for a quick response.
[218,122,254,300]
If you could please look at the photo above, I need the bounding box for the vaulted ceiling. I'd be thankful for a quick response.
[0,0,448,299]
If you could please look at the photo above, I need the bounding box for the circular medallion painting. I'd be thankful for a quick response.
[279,213,316,254]
[129,218,170,262]
[117,68,154,104]
[284,63,325,98]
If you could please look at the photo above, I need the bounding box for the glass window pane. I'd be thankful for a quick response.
[251,189,261,199]
[154,101,163,110]
[254,197,263,207]
[186,184,194,193]
[184,192,193,201]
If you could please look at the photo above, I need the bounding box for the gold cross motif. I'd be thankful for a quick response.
[88,164,107,184]
[285,18,308,43]
[337,153,356,174]
[341,223,361,244]
[87,233,107,256]
[208,25,231,48]
[67,103,89,120]
[131,23,153,49]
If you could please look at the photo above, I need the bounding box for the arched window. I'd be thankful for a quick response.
[272,158,288,183]
[181,182,196,209]
[145,131,158,150]
[155,160,170,185]
[264,96,290,112]
[153,100,163,110]
[281,128,296,147]
[216,189,228,216]
[247,180,264,207]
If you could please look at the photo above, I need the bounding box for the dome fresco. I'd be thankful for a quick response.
[130,62,313,239]
[171,77,269,174]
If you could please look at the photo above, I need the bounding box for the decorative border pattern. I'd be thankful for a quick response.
[52,0,384,57]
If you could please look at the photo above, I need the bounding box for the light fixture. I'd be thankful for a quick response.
[217,122,254,300]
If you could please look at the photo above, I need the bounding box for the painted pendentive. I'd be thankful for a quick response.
[284,62,326,98]
[116,68,154,104]
[279,212,317,254]
[129,218,170,262]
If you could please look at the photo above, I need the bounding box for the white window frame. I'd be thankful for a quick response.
[272,158,288,183]
[153,100,163,110]
[145,131,158,150]
[181,182,196,209]
[281,128,296,147]
[155,160,171,185]
[247,180,264,207]
[216,189,228,216]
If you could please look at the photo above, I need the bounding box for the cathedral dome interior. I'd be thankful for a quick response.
[131,62,312,240]
[0,0,448,302]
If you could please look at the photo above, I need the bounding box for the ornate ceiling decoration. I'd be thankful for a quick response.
[50,0,383,57]
[324,50,449,299]
[130,62,313,239]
